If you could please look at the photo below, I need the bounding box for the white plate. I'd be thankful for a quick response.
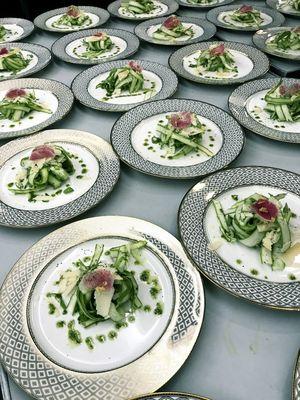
[118,0,168,18]
[0,89,58,133]
[131,112,223,166]
[147,23,203,42]
[66,35,127,60]
[246,89,300,134]
[205,185,300,283]
[45,12,99,31]
[183,49,254,80]
[29,237,173,372]
[0,142,99,211]
[218,10,273,28]
[88,69,162,105]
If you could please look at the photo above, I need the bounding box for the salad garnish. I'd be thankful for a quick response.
[121,0,156,15]
[191,44,237,76]
[267,28,300,52]
[8,144,76,201]
[264,80,300,123]
[151,112,213,159]
[213,192,293,271]
[0,47,30,74]
[0,88,52,122]
[96,61,155,100]
[53,5,91,28]
[46,241,164,348]
[0,25,7,41]
[230,5,263,26]
[82,32,114,59]
[152,15,193,42]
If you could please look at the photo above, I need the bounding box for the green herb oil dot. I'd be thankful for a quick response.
[154,302,163,315]
[108,330,118,340]
[85,336,94,350]
[128,315,135,323]
[48,303,56,315]
[63,187,74,194]
[140,269,151,283]
[96,334,106,343]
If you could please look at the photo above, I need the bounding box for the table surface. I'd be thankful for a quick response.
[1,2,300,400]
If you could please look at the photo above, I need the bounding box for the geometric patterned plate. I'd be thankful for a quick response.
[294,350,300,400]
[130,392,211,400]
[51,28,140,65]
[111,98,245,179]
[0,42,52,81]
[0,18,34,43]
[207,4,285,31]
[72,59,178,112]
[108,0,179,20]
[178,166,300,310]
[34,6,110,33]
[0,129,120,228]
[0,215,205,400]
[252,27,300,61]
[0,78,74,139]
[267,0,300,17]
[176,0,234,9]
[169,41,270,86]
[229,78,300,143]
[134,17,217,46]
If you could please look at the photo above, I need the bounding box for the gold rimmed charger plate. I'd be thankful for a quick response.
[0,216,205,400]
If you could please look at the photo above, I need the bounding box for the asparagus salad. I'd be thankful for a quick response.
[148,112,213,160]
[267,28,300,54]
[67,32,127,61]
[7,144,78,202]
[0,25,7,41]
[264,81,300,123]
[46,241,164,348]
[94,61,158,102]
[219,5,267,28]
[119,0,167,18]
[213,192,294,272]
[121,0,156,14]
[50,5,92,29]
[185,44,240,79]
[248,80,300,133]
[0,88,52,123]
[0,47,33,77]
[151,15,194,42]
[81,32,114,59]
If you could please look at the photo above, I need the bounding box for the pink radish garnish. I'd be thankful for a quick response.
[252,199,279,221]
[30,145,55,161]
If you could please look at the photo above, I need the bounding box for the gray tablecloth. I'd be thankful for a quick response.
[0,2,300,400]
